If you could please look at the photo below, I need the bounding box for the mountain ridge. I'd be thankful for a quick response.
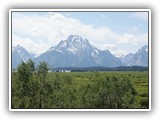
[34,35,123,68]
[12,35,148,68]
[120,45,148,66]
[12,45,35,68]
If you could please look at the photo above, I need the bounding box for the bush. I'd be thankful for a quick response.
[140,97,149,108]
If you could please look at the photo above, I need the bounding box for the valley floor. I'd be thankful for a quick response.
[11,71,149,109]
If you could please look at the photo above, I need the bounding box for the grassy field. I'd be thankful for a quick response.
[48,71,148,94]
[12,71,149,109]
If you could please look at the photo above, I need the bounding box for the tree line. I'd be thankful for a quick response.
[12,60,140,109]
[53,66,148,72]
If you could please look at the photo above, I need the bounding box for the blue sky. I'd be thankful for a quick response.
[61,12,148,33]
[12,11,148,56]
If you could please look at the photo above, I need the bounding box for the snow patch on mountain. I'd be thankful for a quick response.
[12,45,34,68]
[12,35,148,68]
[120,45,148,66]
[34,35,123,67]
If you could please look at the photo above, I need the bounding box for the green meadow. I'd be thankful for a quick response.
[12,66,148,109]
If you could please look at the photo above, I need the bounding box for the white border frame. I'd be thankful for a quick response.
[9,9,151,111]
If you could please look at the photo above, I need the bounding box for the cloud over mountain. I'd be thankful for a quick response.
[12,35,148,69]
[12,12,148,56]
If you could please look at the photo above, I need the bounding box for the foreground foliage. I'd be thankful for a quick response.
[12,61,148,109]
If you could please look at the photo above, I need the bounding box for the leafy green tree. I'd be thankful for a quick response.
[37,62,48,81]
[37,62,48,108]
[12,64,144,109]
[26,59,37,107]
[27,59,35,72]
[95,75,137,108]
[15,61,32,108]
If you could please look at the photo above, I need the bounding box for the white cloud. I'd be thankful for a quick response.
[103,44,116,51]
[132,12,148,20]
[119,34,137,44]
[12,34,50,55]
[12,13,119,49]
[12,12,148,56]
[102,44,126,57]
[113,50,127,57]
[118,33,148,45]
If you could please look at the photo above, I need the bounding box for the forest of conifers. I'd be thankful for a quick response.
[11,60,149,109]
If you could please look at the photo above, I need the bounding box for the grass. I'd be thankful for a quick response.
[12,71,149,108]
[48,71,149,107]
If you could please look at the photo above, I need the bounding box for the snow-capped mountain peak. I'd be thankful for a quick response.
[64,35,90,48]
[51,35,92,55]
[138,45,148,53]
[47,46,55,52]
[12,45,34,68]
[13,45,24,52]
[67,35,82,44]
[12,35,148,68]
[34,35,123,67]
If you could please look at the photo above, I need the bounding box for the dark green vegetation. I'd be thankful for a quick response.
[54,66,148,72]
[11,60,149,109]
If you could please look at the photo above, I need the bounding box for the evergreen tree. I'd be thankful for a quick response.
[16,61,32,108]
[37,62,48,108]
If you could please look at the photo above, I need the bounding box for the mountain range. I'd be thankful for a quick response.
[119,45,148,66]
[12,35,148,69]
